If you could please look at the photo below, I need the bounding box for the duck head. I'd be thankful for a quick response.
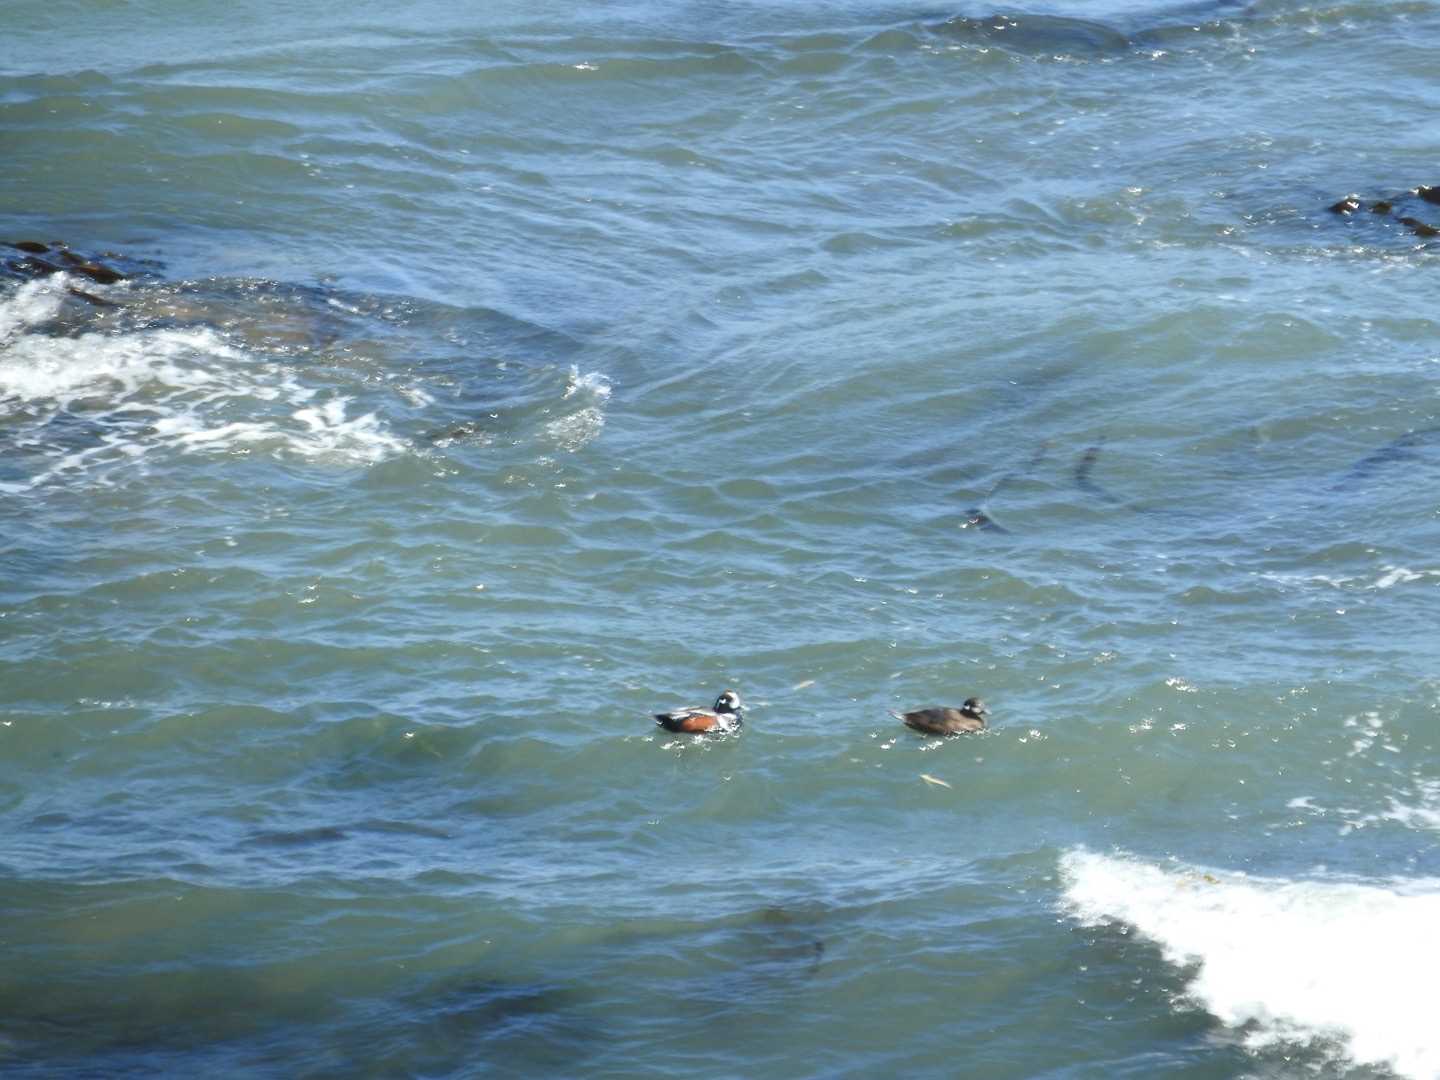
[713,690,744,715]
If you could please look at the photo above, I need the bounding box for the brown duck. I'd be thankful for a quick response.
[892,697,988,735]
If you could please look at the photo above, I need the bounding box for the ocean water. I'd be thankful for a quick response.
[4,0,1440,1076]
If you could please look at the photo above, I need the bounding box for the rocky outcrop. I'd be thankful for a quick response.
[3,240,133,306]
[1327,186,1440,239]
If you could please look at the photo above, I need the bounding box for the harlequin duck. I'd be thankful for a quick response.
[892,697,988,735]
[655,690,745,734]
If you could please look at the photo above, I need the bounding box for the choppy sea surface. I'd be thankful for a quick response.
[4,1,1440,1076]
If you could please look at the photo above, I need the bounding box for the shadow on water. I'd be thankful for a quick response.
[951,421,1440,538]
[327,979,602,1079]
[0,849,831,1077]
[1331,426,1440,491]
[0,878,598,1075]
[0,972,603,1078]
[326,903,828,1075]
[1072,439,1124,507]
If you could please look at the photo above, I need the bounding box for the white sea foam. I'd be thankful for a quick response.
[1257,571,1356,590]
[1334,778,1440,836]
[1259,566,1440,592]
[1378,780,1440,833]
[0,276,69,344]
[542,365,611,451]
[1372,566,1440,590]
[1060,848,1440,1078]
[0,279,406,486]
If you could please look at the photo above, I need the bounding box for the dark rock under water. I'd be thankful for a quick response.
[1325,186,1440,239]
[4,240,139,308]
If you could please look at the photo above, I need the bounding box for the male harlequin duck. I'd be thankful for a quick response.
[655,690,745,734]
[892,697,988,735]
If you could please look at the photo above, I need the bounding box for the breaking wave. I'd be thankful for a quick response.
[1060,848,1440,1078]
[0,275,408,489]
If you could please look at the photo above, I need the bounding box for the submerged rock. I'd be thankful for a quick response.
[4,241,133,306]
[1324,187,1440,240]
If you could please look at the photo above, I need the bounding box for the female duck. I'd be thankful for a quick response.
[893,698,988,735]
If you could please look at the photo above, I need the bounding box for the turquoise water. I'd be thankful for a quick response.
[4,1,1440,1076]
